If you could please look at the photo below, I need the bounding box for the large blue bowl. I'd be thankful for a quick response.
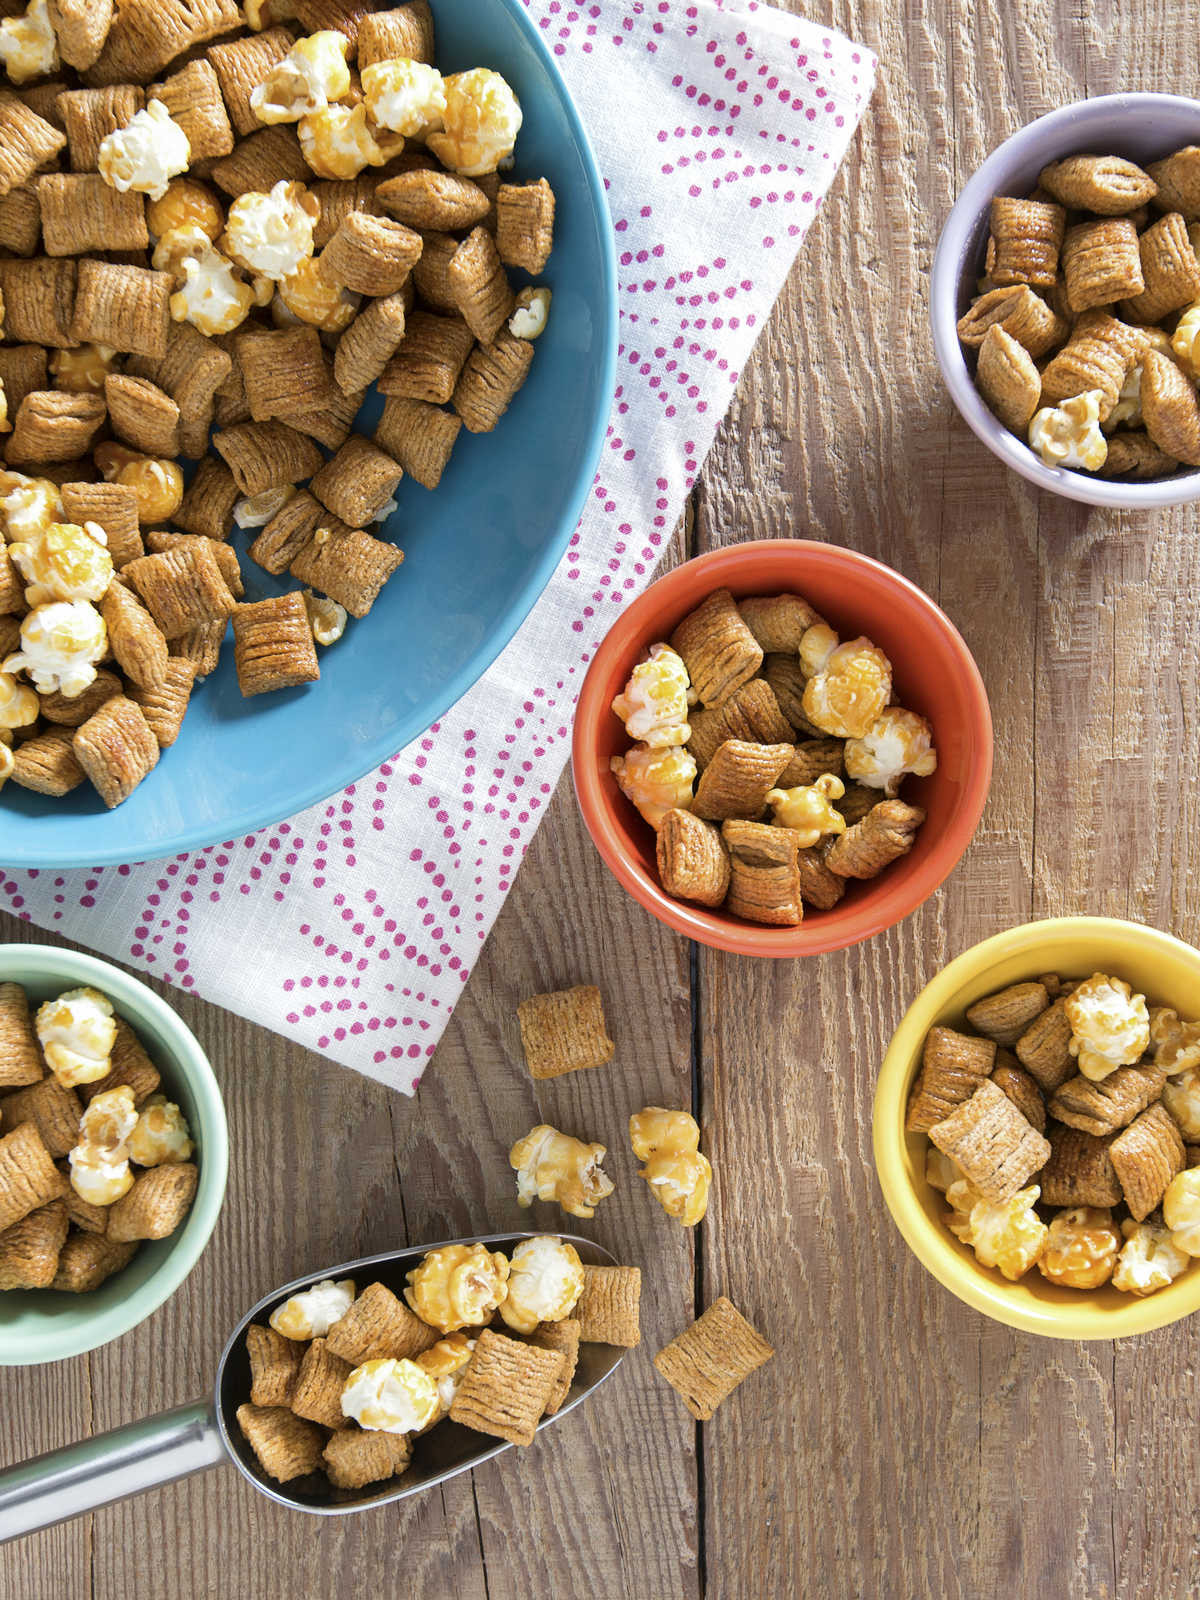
[3,0,617,869]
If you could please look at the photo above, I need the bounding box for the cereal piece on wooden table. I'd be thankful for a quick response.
[0,93,66,197]
[1039,1124,1122,1209]
[333,293,408,393]
[374,395,461,490]
[377,170,488,233]
[46,0,112,71]
[379,310,475,404]
[37,173,147,257]
[0,1074,82,1157]
[1147,146,1200,220]
[311,434,403,528]
[0,258,77,347]
[724,856,802,926]
[247,1323,304,1409]
[103,374,180,457]
[101,580,169,688]
[976,323,1041,434]
[690,739,791,822]
[170,621,225,679]
[148,58,233,162]
[411,229,460,311]
[776,738,844,788]
[448,226,514,344]
[232,592,320,696]
[448,1328,564,1447]
[0,1198,68,1288]
[687,679,794,769]
[988,195,1065,288]
[310,176,383,249]
[83,0,242,86]
[991,1059,1046,1133]
[174,457,240,543]
[60,480,142,567]
[128,656,194,746]
[73,694,159,807]
[52,1231,135,1292]
[0,183,42,257]
[290,1337,354,1430]
[211,127,310,199]
[654,1297,772,1421]
[495,179,555,275]
[517,985,614,1080]
[235,1404,325,1484]
[0,346,49,416]
[289,524,402,618]
[1110,1103,1185,1221]
[670,589,763,709]
[1039,311,1145,415]
[0,983,45,1088]
[1123,211,1200,324]
[825,799,925,878]
[1061,218,1143,313]
[904,1026,997,1134]
[69,260,171,359]
[1099,431,1179,480]
[249,488,324,575]
[10,727,87,796]
[656,808,730,907]
[319,211,422,297]
[323,1429,411,1491]
[63,1182,108,1234]
[57,85,143,172]
[528,1318,580,1415]
[452,329,534,433]
[326,1280,440,1365]
[574,1265,641,1347]
[928,1079,1051,1203]
[106,1160,197,1241]
[207,27,295,137]
[794,840,846,911]
[6,391,108,467]
[0,1122,69,1232]
[965,981,1049,1046]
[1038,154,1157,213]
[235,325,336,424]
[212,419,323,494]
[80,1016,159,1105]
[125,543,237,638]
[1141,347,1200,466]
[358,2,434,65]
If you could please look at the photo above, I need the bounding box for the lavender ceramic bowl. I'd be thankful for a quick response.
[931,93,1200,509]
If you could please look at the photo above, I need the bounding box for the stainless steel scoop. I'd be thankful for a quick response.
[0,1231,622,1543]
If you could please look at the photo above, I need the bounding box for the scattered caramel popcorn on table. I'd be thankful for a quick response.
[0,1,557,813]
[611,589,936,924]
[910,970,1200,1295]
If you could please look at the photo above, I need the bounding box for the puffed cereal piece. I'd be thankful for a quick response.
[453,325,536,433]
[0,347,48,416]
[288,523,403,618]
[234,324,334,425]
[793,840,846,912]
[43,0,109,70]
[991,1058,1046,1134]
[0,1198,68,1289]
[105,1159,196,1241]
[1147,146,1200,220]
[1140,347,1200,466]
[734,593,823,656]
[236,1402,324,1483]
[323,1427,411,1490]
[492,178,555,276]
[1049,1061,1166,1138]
[687,680,794,770]
[966,981,1050,1047]
[286,366,363,450]
[427,68,521,178]
[0,93,65,198]
[404,1245,509,1336]
[1063,972,1149,1081]
[1122,211,1200,324]
[0,983,45,1088]
[1015,999,1075,1091]
[99,580,167,689]
[377,169,487,233]
[68,260,170,359]
[327,1279,440,1364]
[1039,312,1146,416]
[57,84,140,172]
[1038,153,1156,213]
[308,174,383,248]
[528,1318,579,1416]
[1035,1205,1121,1289]
[653,1297,772,1420]
[52,1231,135,1293]
[250,28,351,125]
[509,1124,615,1220]
[8,726,85,796]
[0,1121,68,1233]
[290,1336,353,1430]
[1112,1217,1189,1296]
[904,1025,997,1134]
[124,543,237,638]
[723,847,802,926]
[126,657,193,749]
[79,1017,159,1107]
[6,392,108,470]
[102,374,179,458]
[516,984,614,1081]
[776,739,844,788]
[929,1078,1051,1203]
[975,322,1042,435]
[410,229,460,311]
[497,1236,584,1334]
[318,208,421,296]
[72,694,159,807]
[247,1323,304,1409]
[358,4,434,67]
[1060,217,1143,313]
[0,181,40,256]
[2,1074,82,1158]
[1099,431,1178,479]
[82,0,241,86]
[1039,1124,1122,1209]
[248,487,324,575]
[211,126,311,200]
[824,799,924,879]
[657,808,730,907]
[764,772,846,846]
[232,592,320,697]
[310,434,403,528]
[147,58,233,164]
[449,1328,563,1447]
[37,172,147,256]
[171,464,238,550]
[668,590,762,709]
[447,225,514,345]
[988,195,1065,288]
[1109,1103,1185,1222]
[373,394,460,491]
[212,418,323,493]
[0,258,74,349]
[379,309,475,405]
[688,738,791,823]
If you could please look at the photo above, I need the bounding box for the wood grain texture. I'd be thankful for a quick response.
[2,0,1199,1595]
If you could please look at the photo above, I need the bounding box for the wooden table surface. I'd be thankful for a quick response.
[3,2,1197,1596]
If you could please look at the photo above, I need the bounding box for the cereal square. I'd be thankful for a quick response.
[653,1297,774,1421]
[516,985,614,1081]
[574,1265,641,1347]
[448,1328,564,1447]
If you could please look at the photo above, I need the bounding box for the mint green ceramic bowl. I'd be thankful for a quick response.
[0,945,228,1365]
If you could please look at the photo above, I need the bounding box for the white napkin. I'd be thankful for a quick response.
[4,0,876,1093]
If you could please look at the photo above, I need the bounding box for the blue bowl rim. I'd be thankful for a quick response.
[3,0,618,871]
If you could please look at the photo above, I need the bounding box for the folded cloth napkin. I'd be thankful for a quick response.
[3,0,876,1094]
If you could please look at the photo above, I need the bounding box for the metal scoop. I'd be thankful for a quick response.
[0,1231,622,1543]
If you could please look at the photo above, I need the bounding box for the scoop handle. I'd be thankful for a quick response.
[0,1399,224,1543]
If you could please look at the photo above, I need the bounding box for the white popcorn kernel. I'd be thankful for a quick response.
[0,470,63,541]
[223,180,319,282]
[0,0,59,86]
[497,1236,584,1333]
[4,600,107,698]
[169,240,257,336]
[35,986,117,1086]
[9,521,113,607]
[303,590,347,646]
[1028,390,1109,472]
[509,286,552,341]
[69,1145,134,1207]
[98,100,191,204]
[361,58,447,139]
[427,67,523,177]
[611,640,692,747]
[297,103,404,181]
[250,29,351,125]
[128,1093,194,1166]
[234,486,294,529]
[0,668,38,733]
[340,1357,439,1434]
[269,1277,356,1340]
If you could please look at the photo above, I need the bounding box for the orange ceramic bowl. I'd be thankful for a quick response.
[571,540,993,956]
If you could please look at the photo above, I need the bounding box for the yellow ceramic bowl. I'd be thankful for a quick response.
[873,917,1200,1340]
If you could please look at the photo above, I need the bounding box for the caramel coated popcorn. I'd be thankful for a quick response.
[404,1242,509,1334]
[629,1107,712,1226]
[509,1124,615,1220]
